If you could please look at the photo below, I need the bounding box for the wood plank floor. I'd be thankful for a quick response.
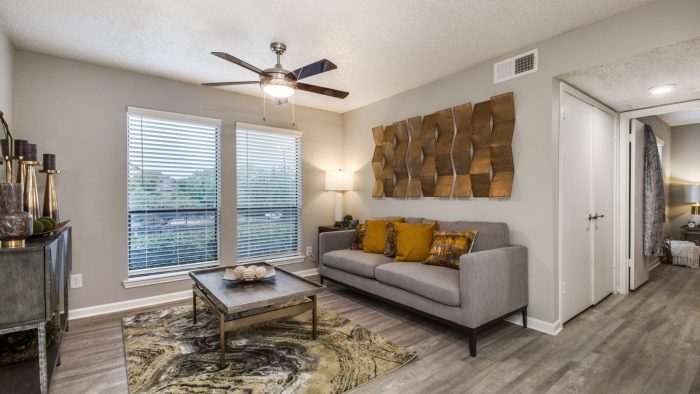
[50,264,700,393]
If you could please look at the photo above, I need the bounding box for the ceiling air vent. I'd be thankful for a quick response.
[493,49,538,84]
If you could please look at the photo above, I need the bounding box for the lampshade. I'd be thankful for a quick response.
[325,170,353,191]
[684,184,700,204]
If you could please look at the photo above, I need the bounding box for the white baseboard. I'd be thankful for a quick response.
[70,268,321,321]
[69,290,192,320]
[505,314,563,336]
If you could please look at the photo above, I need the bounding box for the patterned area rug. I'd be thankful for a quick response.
[122,302,416,393]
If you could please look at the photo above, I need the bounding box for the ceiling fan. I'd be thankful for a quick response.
[202,42,349,100]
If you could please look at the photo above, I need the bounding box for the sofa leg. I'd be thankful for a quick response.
[467,329,477,357]
[522,306,528,329]
[320,276,324,285]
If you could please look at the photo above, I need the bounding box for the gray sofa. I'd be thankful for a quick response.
[318,218,528,356]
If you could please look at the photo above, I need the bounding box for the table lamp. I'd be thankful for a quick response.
[684,184,700,226]
[325,170,353,223]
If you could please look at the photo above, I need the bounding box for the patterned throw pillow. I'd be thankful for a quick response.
[423,230,478,269]
[384,222,399,257]
[350,224,367,250]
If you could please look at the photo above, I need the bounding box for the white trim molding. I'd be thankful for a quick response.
[122,270,193,288]
[294,268,319,278]
[505,314,563,336]
[70,290,192,320]
[127,106,222,126]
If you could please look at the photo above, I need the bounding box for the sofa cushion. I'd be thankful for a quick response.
[375,263,460,306]
[323,249,393,278]
[363,218,404,254]
[424,220,509,252]
[424,230,478,269]
[394,221,437,262]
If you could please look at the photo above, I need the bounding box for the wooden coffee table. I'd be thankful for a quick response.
[189,264,325,368]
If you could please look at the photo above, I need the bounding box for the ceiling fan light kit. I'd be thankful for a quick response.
[203,42,348,100]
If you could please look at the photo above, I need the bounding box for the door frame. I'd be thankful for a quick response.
[617,99,700,294]
[558,82,618,326]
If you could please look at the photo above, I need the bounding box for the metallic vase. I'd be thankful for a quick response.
[41,170,60,222]
[23,161,41,220]
[0,183,32,248]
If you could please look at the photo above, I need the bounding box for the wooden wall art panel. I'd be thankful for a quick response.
[371,126,384,197]
[406,116,423,198]
[368,91,514,199]
[419,114,437,197]
[381,124,397,197]
[452,103,473,197]
[393,120,410,198]
[435,108,455,197]
[489,92,515,197]
[469,101,492,197]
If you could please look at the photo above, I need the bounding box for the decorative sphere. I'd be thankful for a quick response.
[233,266,246,279]
[255,266,267,279]
[242,267,256,281]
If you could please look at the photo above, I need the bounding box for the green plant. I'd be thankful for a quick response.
[343,214,353,221]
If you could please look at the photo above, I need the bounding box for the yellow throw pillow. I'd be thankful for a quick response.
[395,222,437,262]
[363,218,405,254]
[423,230,478,269]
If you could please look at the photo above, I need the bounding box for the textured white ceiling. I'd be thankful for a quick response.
[659,107,700,127]
[0,0,654,113]
[560,37,700,112]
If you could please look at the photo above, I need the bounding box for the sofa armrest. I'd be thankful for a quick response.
[319,230,355,264]
[459,245,528,328]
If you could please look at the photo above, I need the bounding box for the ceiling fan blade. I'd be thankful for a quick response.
[201,81,259,87]
[211,52,265,75]
[289,59,337,80]
[297,82,349,99]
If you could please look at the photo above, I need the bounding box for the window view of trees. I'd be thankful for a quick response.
[127,112,220,275]
[236,129,301,261]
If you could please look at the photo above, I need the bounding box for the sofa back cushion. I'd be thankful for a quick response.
[423,220,509,252]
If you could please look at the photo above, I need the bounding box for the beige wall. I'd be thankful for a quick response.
[342,0,700,324]
[669,123,700,239]
[13,50,343,309]
[0,30,12,126]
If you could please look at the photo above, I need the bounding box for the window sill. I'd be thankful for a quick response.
[123,270,195,289]
[238,254,307,267]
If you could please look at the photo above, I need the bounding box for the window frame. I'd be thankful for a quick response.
[235,122,303,264]
[125,107,222,281]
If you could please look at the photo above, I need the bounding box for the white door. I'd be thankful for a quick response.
[592,108,615,303]
[561,92,594,323]
[629,119,649,290]
[561,90,616,323]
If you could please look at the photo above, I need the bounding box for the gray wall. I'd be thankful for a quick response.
[13,50,343,309]
[670,123,700,239]
[341,0,700,324]
[0,30,12,126]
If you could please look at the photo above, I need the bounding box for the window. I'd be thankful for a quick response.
[127,107,221,277]
[236,123,302,262]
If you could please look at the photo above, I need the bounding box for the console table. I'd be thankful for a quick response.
[0,227,71,393]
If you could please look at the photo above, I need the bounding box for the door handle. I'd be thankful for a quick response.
[588,213,605,221]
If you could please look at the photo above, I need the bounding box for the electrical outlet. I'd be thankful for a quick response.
[306,246,313,256]
[70,274,82,289]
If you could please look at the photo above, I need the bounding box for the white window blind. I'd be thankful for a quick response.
[236,123,302,261]
[127,107,221,277]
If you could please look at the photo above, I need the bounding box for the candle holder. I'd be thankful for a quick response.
[39,169,60,222]
[22,160,41,220]
[2,155,11,183]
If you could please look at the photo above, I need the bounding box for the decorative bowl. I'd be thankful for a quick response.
[223,263,276,284]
